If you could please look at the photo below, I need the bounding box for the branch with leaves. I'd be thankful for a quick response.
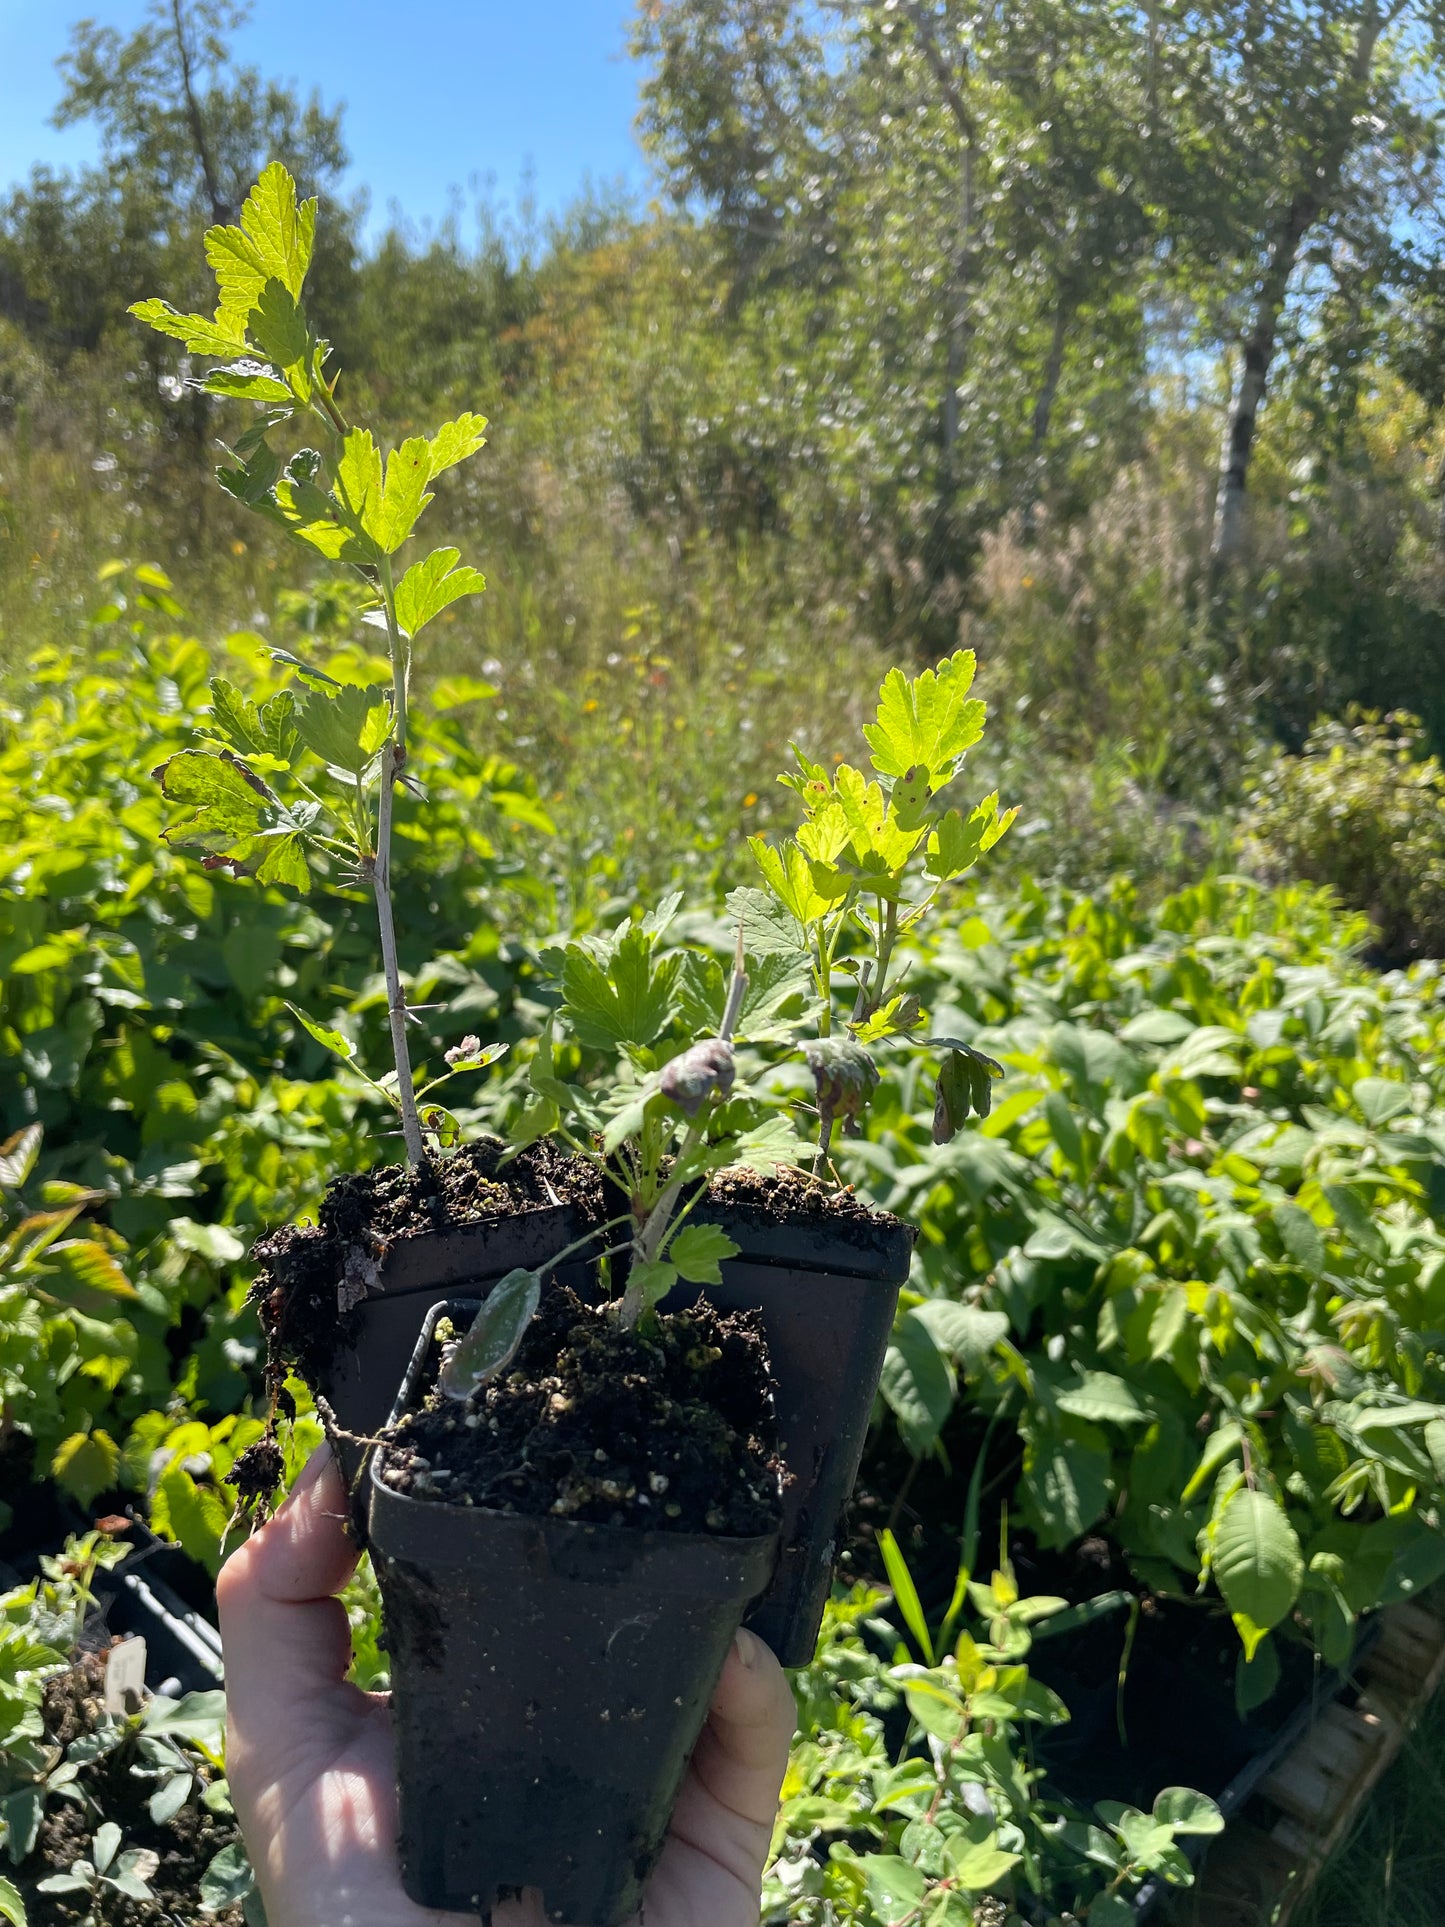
[746,648,1015,1165]
[437,654,1019,1391]
[131,164,494,1166]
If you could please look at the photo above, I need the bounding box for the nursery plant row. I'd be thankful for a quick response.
[6,623,1444,1921]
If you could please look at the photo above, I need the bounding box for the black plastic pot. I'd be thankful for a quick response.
[367,1301,781,1927]
[1,1526,224,1699]
[1128,1615,1384,1917]
[101,1535,226,1695]
[315,1202,594,1528]
[664,1197,914,1666]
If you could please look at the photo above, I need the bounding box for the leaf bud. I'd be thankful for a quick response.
[804,1038,879,1119]
[659,1038,736,1115]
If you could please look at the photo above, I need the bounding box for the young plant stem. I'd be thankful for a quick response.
[872,898,899,1016]
[620,1112,709,1329]
[370,555,424,1167]
[372,757,424,1166]
[299,386,423,1164]
[720,923,748,1041]
[814,1098,836,1178]
[850,959,874,1026]
[815,909,850,1037]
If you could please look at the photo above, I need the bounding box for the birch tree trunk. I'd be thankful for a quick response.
[1210,1,1389,572]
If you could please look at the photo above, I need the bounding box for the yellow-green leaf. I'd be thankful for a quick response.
[377,438,435,552]
[234,161,316,300]
[395,550,489,638]
[426,412,489,476]
[128,299,246,357]
[750,836,838,926]
[330,430,385,556]
[52,1431,121,1507]
[864,650,986,782]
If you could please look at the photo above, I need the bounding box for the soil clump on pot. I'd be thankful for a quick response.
[380,1285,781,1537]
[252,1137,603,1384]
[20,1651,242,1926]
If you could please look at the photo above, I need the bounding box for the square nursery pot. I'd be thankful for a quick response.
[664,1195,915,1666]
[313,1202,596,1530]
[366,1300,782,1927]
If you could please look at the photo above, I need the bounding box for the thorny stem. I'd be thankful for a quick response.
[720,922,748,1042]
[616,928,747,1329]
[814,1097,836,1179]
[368,553,424,1166]
[850,958,874,1026]
[813,933,832,1038]
[315,382,352,444]
[300,382,424,1163]
[371,761,424,1165]
[873,898,900,1018]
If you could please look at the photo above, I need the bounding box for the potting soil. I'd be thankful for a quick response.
[380,1284,782,1536]
[252,1137,603,1385]
[705,1163,898,1231]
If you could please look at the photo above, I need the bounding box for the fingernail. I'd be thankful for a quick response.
[733,1627,760,1669]
[289,1440,332,1498]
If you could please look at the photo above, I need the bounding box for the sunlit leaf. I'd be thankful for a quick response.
[666,1222,738,1285]
[395,550,488,637]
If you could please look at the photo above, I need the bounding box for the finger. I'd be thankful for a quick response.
[217,1444,360,1723]
[688,1627,797,1828]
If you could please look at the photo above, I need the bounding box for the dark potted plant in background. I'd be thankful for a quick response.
[130,165,1017,1925]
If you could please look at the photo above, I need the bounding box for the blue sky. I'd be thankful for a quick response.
[0,2,652,237]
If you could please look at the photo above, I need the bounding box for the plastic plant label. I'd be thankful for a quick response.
[104,1636,147,1714]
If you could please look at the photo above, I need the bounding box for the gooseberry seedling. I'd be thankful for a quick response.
[745,647,1016,1161]
[132,163,499,1167]
[444,656,1019,1380]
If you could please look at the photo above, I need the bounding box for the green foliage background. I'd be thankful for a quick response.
[7,602,1445,1919]
[6,1,1445,1919]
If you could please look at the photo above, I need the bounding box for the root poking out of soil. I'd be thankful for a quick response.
[379,1285,782,1538]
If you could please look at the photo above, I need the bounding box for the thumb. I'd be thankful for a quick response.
[217,1443,360,1745]
[689,1627,797,1830]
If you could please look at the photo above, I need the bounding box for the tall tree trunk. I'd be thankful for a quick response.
[1210,1,1389,572]
[170,0,230,226]
[1209,194,1315,570]
[942,134,977,459]
[895,2,978,477]
[1021,289,1074,534]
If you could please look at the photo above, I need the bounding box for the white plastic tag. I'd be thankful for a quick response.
[104,1636,147,1714]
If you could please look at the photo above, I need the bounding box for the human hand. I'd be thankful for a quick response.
[217,1443,797,1927]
